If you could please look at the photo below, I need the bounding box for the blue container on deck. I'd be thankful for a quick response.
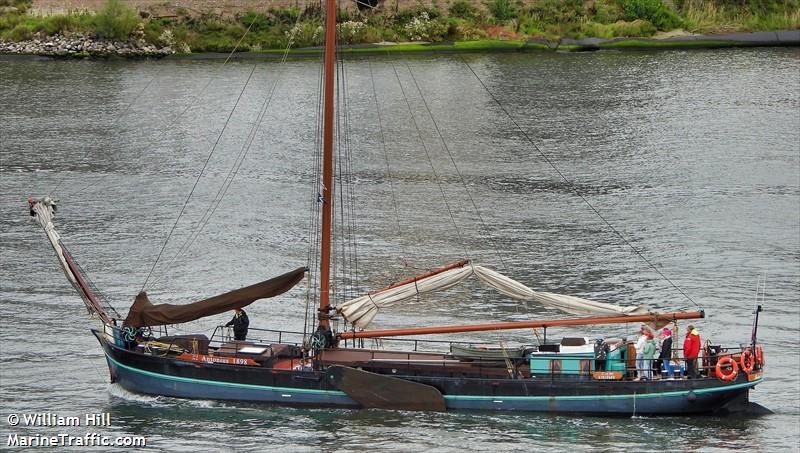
[530,353,595,375]
[606,346,627,372]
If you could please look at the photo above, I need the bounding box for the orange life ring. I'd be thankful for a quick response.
[755,345,765,367]
[715,356,739,382]
[740,349,755,374]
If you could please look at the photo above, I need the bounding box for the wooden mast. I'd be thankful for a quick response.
[338,310,705,340]
[319,0,337,328]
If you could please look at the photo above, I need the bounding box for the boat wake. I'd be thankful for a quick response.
[107,383,219,409]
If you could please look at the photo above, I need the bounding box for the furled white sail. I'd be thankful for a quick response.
[29,197,71,284]
[471,265,649,317]
[29,196,115,324]
[338,266,473,328]
[337,263,647,328]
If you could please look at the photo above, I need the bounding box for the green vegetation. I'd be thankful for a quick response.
[449,0,480,20]
[621,0,682,30]
[488,0,518,22]
[1,0,798,52]
[93,0,139,40]
[0,0,122,42]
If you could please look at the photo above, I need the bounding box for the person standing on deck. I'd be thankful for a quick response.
[225,308,249,341]
[653,329,663,376]
[683,325,701,378]
[634,325,650,380]
[658,328,674,376]
[642,330,657,380]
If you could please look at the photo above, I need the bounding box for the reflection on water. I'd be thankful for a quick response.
[1,48,798,451]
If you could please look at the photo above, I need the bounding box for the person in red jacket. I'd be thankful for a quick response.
[683,325,701,378]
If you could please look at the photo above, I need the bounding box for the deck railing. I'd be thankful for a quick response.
[112,324,762,380]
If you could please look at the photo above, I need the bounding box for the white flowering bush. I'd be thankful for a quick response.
[402,12,446,41]
[312,25,324,42]
[158,29,175,47]
[336,20,367,44]
[285,22,323,47]
[285,24,302,43]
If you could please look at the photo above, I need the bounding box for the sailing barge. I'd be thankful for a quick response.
[29,196,766,415]
[28,0,767,416]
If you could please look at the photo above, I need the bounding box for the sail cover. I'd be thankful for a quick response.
[337,263,648,329]
[124,267,307,328]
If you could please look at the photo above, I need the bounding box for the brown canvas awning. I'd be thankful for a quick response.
[124,267,307,328]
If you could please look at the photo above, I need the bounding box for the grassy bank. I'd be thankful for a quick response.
[1,0,798,53]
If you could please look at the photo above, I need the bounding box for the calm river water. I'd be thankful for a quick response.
[1,48,798,452]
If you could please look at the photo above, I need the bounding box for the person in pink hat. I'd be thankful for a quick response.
[658,327,674,377]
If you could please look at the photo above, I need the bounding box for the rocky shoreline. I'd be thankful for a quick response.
[0,33,173,57]
[1,30,797,59]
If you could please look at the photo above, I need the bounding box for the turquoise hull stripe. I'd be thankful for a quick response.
[443,379,762,402]
[105,354,347,396]
[105,352,761,403]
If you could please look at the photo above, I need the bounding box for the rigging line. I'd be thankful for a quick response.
[102,76,222,177]
[338,50,348,304]
[352,0,379,9]
[152,72,275,285]
[334,56,343,306]
[49,72,158,197]
[338,40,356,305]
[306,9,325,322]
[141,64,258,292]
[369,60,407,262]
[337,48,359,303]
[404,62,508,273]
[281,7,323,343]
[343,58,360,301]
[303,272,312,344]
[306,31,326,319]
[459,57,699,308]
[389,61,471,261]
[129,69,243,149]
[120,15,257,159]
[222,18,255,65]
[380,71,540,329]
[346,60,360,301]
[56,18,258,199]
[335,54,346,305]
[282,4,307,60]
[403,59,522,361]
[66,245,121,317]
[153,20,306,286]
